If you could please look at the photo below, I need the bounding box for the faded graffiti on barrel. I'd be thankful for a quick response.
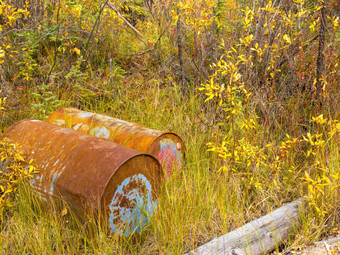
[109,173,157,235]
[158,139,183,176]
[47,108,186,179]
[0,119,163,235]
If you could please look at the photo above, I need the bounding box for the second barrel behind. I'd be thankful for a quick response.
[47,108,185,179]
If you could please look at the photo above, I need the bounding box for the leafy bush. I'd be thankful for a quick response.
[0,93,38,219]
[0,138,38,219]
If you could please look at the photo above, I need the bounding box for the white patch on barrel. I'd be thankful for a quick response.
[50,119,65,126]
[79,112,94,118]
[90,126,110,139]
[109,174,157,236]
[73,123,82,130]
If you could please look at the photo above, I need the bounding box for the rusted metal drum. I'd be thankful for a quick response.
[47,108,185,179]
[0,119,163,236]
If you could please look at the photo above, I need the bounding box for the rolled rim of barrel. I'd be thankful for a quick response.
[0,119,163,236]
[47,107,186,179]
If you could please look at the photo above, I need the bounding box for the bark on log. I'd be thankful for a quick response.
[186,199,304,255]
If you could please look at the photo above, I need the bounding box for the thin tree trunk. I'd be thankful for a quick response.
[251,0,265,89]
[315,4,326,99]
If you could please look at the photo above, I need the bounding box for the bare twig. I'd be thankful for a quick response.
[84,1,108,61]
[315,4,326,99]
[107,2,144,39]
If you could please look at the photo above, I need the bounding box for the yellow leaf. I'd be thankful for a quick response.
[73,47,81,55]
[335,123,340,131]
[61,207,68,217]
[283,34,291,44]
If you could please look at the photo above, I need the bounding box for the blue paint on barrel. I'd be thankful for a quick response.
[30,173,47,201]
[109,174,157,236]
[50,173,58,192]
[79,112,95,118]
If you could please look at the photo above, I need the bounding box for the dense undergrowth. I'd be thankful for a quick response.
[0,0,340,254]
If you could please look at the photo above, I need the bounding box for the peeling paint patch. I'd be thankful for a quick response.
[73,123,82,130]
[109,174,157,236]
[79,123,90,133]
[50,173,58,193]
[53,159,59,166]
[79,112,94,118]
[31,173,43,187]
[114,118,128,124]
[50,119,65,126]
[90,126,110,139]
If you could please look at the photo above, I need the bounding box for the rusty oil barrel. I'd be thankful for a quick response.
[47,107,185,179]
[0,119,163,236]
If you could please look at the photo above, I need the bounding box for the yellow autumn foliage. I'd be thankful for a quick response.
[0,97,38,218]
[0,138,38,217]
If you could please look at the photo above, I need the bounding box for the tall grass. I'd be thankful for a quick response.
[1,81,338,254]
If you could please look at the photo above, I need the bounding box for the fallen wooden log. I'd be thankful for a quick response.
[300,236,340,255]
[186,199,304,255]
